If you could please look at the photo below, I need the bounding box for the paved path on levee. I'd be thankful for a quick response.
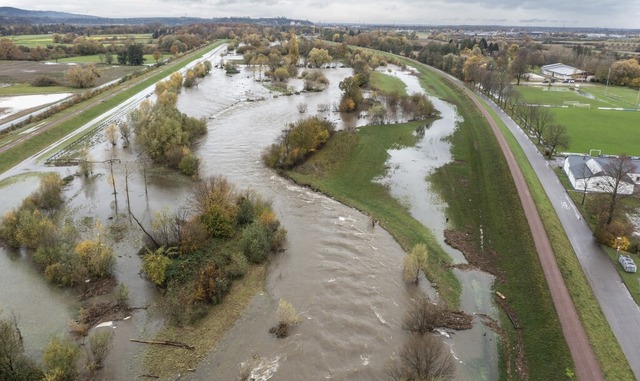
[441,73,604,380]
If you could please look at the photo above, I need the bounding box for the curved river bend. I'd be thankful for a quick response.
[0,55,498,380]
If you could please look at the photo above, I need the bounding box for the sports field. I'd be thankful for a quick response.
[516,84,640,156]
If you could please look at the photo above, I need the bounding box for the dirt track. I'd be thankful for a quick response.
[459,84,604,380]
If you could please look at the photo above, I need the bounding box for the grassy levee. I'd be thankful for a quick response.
[475,99,635,379]
[359,48,582,378]
[0,41,224,175]
[413,67,574,379]
[288,122,461,308]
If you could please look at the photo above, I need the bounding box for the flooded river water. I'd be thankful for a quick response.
[0,53,497,380]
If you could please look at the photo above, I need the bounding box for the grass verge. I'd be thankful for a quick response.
[142,264,265,378]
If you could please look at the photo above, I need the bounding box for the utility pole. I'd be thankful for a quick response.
[605,67,611,96]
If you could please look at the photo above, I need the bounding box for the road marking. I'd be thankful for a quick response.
[564,193,582,219]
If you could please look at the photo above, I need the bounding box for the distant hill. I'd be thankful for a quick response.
[0,6,100,20]
[0,6,312,26]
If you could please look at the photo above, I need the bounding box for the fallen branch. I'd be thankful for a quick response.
[130,338,195,350]
[140,375,159,379]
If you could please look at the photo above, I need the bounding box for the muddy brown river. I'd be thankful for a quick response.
[0,51,498,380]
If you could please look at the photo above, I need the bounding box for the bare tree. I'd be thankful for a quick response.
[602,155,636,225]
[543,124,570,158]
[105,123,118,146]
[510,47,529,85]
[402,296,443,335]
[579,163,597,206]
[527,106,554,144]
[386,335,455,381]
[119,122,131,148]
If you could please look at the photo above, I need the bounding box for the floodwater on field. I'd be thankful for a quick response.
[0,93,71,119]
[0,51,497,380]
[375,66,499,380]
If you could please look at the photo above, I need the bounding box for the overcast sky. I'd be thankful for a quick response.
[5,0,640,29]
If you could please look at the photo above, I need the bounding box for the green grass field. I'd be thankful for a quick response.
[515,85,640,155]
[370,71,407,95]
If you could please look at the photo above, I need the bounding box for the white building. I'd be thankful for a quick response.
[563,155,640,194]
[541,63,587,81]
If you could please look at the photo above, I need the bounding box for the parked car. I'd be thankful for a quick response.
[619,254,637,273]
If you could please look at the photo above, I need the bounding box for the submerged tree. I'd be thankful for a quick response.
[386,335,455,381]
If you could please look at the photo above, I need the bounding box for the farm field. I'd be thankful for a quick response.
[56,53,171,64]
[0,60,143,94]
[7,33,153,48]
[516,84,640,156]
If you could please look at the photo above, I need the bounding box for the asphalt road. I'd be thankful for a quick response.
[475,90,640,379]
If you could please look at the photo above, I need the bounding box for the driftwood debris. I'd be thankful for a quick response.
[130,338,195,350]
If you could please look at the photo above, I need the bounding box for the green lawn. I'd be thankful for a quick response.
[370,71,407,95]
[517,84,632,108]
[552,108,640,155]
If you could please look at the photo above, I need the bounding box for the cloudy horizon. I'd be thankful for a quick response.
[3,0,639,29]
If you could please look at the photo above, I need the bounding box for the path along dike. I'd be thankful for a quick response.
[454,80,605,380]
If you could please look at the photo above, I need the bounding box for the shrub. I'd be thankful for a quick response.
[114,283,130,309]
[88,330,114,369]
[178,153,200,177]
[142,249,172,285]
[30,173,65,211]
[43,336,80,381]
[32,76,61,87]
[227,251,249,278]
[75,238,115,278]
[193,264,229,304]
[277,298,302,325]
[272,67,290,82]
[262,116,335,170]
[270,298,302,338]
[240,222,271,263]
[201,204,237,238]
[594,219,633,249]
[178,217,209,253]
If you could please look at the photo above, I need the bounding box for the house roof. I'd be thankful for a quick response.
[565,155,640,180]
[541,63,586,76]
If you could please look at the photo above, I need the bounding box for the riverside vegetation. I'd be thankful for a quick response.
[270,43,590,379]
